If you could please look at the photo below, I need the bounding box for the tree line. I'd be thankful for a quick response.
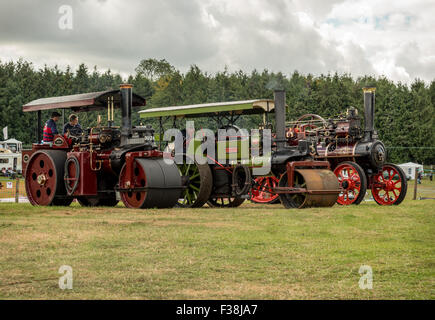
[0,58,434,164]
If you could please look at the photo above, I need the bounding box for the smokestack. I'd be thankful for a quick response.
[363,86,376,141]
[120,84,133,145]
[274,90,286,150]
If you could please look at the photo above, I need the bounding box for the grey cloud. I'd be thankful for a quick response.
[294,0,344,20]
[395,42,435,81]
[0,0,221,73]
[0,0,433,83]
[199,0,347,74]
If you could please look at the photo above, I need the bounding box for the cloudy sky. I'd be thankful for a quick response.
[0,0,434,83]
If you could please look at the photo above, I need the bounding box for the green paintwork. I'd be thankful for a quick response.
[138,99,278,119]
[141,99,275,166]
[177,162,201,206]
[140,103,253,118]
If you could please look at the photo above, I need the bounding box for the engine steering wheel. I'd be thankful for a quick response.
[293,114,327,132]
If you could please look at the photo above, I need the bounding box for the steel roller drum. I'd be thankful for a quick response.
[120,158,182,209]
[279,169,339,208]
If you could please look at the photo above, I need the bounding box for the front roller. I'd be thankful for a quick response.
[119,158,182,209]
[25,150,73,206]
[278,169,339,208]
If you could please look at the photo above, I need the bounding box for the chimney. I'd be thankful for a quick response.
[120,84,133,145]
[274,90,286,150]
[363,86,376,141]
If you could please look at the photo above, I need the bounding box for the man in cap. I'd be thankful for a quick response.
[42,111,61,143]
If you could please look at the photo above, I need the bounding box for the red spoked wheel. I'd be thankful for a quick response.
[25,150,72,206]
[251,176,280,204]
[371,163,407,205]
[334,161,367,205]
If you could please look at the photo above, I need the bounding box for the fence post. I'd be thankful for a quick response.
[15,177,19,203]
[413,169,418,200]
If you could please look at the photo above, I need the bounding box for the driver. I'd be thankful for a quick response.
[43,111,61,143]
[63,114,83,136]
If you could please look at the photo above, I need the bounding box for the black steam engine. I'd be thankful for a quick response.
[284,87,407,205]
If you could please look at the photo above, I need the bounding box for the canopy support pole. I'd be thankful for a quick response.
[37,110,42,144]
[159,117,163,150]
[266,101,270,127]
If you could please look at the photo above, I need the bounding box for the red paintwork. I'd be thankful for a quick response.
[334,120,353,137]
[22,135,72,175]
[122,150,162,189]
[334,163,363,205]
[66,152,97,196]
[251,176,279,203]
[25,152,59,205]
[370,164,403,205]
[21,149,34,175]
[97,151,116,174]
[119,163,147,208]
[285,127,307,146]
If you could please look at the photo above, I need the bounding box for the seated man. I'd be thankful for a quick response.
[43,111,61,143]
[63,114,83,136]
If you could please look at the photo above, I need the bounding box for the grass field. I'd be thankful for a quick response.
[0,180,434,299]
[0,178,26,199]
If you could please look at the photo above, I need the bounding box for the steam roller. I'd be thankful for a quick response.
[22,83,184,209]
[268,90,340,209]
[25,150,73,206]
[118,158,182,209]
[278,168,339,208]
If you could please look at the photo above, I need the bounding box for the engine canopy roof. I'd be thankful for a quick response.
[23,89,146,113]
[138,99,282,119]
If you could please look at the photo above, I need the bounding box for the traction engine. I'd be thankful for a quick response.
[271,87,407,206]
